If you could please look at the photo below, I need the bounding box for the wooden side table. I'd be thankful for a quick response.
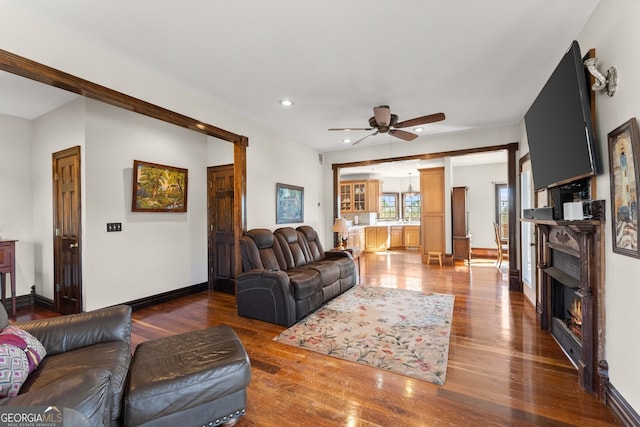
[0,240,17,318]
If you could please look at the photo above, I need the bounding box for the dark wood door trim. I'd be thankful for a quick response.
[52,146,82,313]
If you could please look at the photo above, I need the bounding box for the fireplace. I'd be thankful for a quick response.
[525,211,608,401]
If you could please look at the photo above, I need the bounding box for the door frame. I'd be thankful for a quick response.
[52,146,82,313]
[333,142,521,291]
[520,153,537,308]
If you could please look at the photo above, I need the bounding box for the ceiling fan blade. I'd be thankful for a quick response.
[394,112,446,128]
[328,127,373,131]
[389,129,419,141]
[373,106,392,126]
[352,131,378,146]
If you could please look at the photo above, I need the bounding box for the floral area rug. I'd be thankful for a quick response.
[273,286,455,385]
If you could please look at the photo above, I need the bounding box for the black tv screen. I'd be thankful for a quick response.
[525,40,600,190]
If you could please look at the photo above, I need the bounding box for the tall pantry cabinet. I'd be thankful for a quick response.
[452,186,471,263]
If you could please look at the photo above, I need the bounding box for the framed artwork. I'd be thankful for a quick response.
[132,160,188,212]
[276,183,304,224]
[608,118,640,257]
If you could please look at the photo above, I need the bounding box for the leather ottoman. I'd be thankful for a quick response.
[124,325,251,427]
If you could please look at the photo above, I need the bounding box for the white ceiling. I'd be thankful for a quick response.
[0,1,599,155]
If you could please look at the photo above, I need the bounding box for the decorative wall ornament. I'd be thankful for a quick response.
[132,160,188,212]
[276,183,304,224]
[608,118,640,258]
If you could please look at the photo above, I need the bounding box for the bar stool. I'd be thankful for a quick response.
[427,251,442,266]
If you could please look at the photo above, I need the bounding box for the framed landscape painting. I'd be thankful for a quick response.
[608,118,640,258]
[276,183,304,224]
[132,160,188,212]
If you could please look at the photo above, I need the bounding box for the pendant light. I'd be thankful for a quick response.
[406,172,416,196]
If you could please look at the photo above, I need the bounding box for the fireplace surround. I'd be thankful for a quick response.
[525,203,607,400]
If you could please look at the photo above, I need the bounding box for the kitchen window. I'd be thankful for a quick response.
[379,193,399,220]
[402,193,421,221]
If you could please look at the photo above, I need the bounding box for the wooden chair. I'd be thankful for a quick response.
[493,222,508,268]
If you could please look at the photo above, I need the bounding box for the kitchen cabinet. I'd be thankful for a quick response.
[365,226,389,252]
[364,225,420,252]
[452,186,471,263]
[404,226,421,248]
[389,226,404,248]
[339,180,381,213]
[420,167,445,263]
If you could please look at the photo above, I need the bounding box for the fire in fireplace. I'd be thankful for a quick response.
[568,298,582,338]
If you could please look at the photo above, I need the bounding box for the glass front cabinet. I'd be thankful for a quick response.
[339,180,380,213]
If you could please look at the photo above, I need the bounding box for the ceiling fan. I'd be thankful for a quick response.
[329,105,445,145]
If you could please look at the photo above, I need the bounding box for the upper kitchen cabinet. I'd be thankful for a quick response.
[339,180,381,213]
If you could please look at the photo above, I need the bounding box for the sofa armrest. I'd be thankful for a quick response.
[324,250,353,260]
[14,305,132,356]
[0,368,113,427]
[236,270,297,326]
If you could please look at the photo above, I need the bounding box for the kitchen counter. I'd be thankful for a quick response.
[352,223,421,252]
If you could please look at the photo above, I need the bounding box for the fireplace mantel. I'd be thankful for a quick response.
[523,216,607,400]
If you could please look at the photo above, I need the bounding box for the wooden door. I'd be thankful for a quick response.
[208,165,235,294]
[52,146,82,314]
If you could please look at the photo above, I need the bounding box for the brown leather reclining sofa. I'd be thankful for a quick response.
[237,225,357,326]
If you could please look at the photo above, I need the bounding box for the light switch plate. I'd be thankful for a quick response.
[106,222,122,232]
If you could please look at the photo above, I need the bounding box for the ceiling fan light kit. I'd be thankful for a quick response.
[329,105,445,145]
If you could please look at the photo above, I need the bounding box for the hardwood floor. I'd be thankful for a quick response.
[16,250,620,426]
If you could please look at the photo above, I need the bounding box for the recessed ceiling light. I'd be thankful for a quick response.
[414,127,424,132]
[343,138,351,144]
[279,99,293,107]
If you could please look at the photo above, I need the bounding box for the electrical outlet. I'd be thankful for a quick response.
[106,222,122,232]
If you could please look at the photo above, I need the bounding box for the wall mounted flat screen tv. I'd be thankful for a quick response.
[525,40,600,190]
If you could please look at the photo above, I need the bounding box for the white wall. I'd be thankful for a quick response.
[32,98,86,300]
[578,0,640,411]
[83,99,208,309]
[0,114,34,296]
[452,162,508,249]
[246,127,324,231]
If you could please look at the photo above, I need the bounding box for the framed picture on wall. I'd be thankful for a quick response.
[132,160,188,212]
[276,183,304,224]
[608,118,640,258]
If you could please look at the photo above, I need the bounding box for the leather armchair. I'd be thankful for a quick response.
[0,305,132,427]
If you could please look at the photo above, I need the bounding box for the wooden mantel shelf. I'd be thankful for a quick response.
[521,217,603,228]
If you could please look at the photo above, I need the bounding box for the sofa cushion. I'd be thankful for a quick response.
[275,227,309,268]
[285,268,322,300]
[296,226,325,262]
[0,326,47,373]
[0,344,29,398]
[0,326,48,398]
[306,261,341,287]
[246,229,287,270]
